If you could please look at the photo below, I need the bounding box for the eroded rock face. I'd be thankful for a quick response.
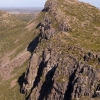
[20,0,100,100]
[43,0,57,12]
[40,14,56,40]
[21,46,100,100]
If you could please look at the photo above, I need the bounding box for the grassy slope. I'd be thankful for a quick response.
[0,11,40,59]
[57,0,100,52]
[0,61,27,100]
[0,10,45,100]
[0,11,25,32]
[13,14,37,23]
[0,11,25,58]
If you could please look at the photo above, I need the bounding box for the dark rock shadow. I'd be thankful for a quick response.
[63,69,77,100]
[26,61,47,100]
[18,72,25,93]
[38,66,57,100]
[42,8,49,12]
[92,84,100,98]
[98,58,100,63]
[27,34,41,53]
[26,65,57,100]
[32,61,48,89]
[36,23,41,29]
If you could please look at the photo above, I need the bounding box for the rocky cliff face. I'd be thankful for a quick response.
[21,0,100,100]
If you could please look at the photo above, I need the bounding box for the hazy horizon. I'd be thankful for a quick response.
[0,7,43,10]
[0,0,100,8]
[0,7,44,15]
[0,7,43,12]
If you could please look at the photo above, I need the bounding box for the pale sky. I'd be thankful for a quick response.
[0,0,99,8]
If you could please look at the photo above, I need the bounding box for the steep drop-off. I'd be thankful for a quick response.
[21,0,100,100]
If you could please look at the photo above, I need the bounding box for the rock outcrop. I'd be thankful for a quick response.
[20,0,100,100]
[40,14,56,40]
